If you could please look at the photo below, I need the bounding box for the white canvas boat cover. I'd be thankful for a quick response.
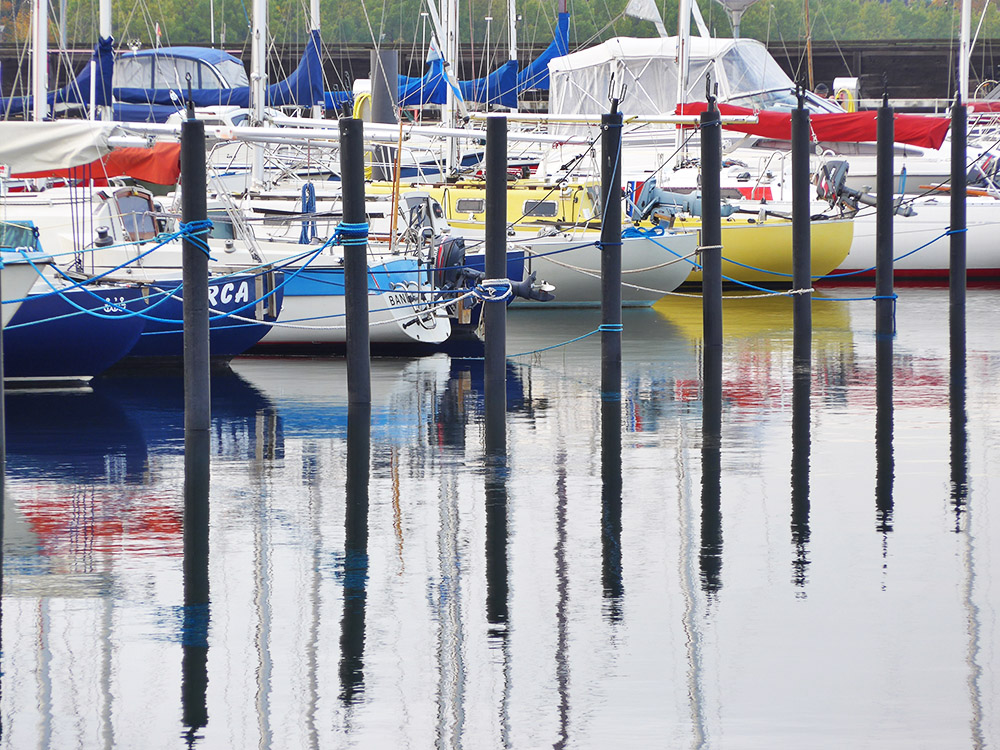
[0,121,115,174]
[548,36,793,117]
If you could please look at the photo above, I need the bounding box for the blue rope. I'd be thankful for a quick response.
[335,221,369,247]
[598,323,623,331]
[178,219,215,259]
[473,279,513,302]
[300,182,317,244]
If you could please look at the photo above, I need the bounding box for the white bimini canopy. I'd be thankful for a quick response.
[548,36,795,117]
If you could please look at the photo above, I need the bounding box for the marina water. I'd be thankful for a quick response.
[2,286,998,748]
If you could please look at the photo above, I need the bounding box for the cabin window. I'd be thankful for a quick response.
[115,57,151,88]
[455,198,484,213]
[216,60,250,88]
[523,199,558,218]
[115,191,158,241]
[208,211,236,240]
[153,58,206,89]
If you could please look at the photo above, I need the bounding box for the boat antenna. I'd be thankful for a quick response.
[881,71,889,108]
[186,73,195,119]
[608,72,625,114]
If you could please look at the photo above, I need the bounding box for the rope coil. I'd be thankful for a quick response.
[473,278,513,302]
[335,221,370,247]
[178,219,214,258]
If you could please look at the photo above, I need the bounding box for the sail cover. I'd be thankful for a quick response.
[676,102,951,149]
[0,121,115,172]
[114,30,323,111]
[1,36,114,117]
[517,11,570,91]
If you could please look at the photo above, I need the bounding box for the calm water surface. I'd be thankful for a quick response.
[2,287,998,749]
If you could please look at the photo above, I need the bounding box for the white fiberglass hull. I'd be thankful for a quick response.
[503,230,697,306]
[2,254,49,327]
[839,196,1000,279]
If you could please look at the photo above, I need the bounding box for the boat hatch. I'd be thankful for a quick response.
[523,199,559,218]
[114,189,160,241]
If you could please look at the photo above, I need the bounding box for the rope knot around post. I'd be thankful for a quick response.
[335,221,370,247]
[178,219,215,258]
[473,278,514,303]
[598,323,624,332]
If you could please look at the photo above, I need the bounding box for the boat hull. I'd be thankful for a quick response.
[671,216,855,285]
[830,196,1000,281]
[4,284,147,383]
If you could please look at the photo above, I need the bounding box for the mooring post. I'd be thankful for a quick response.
[600,100,623,397]
[180,106,211,744]
[484,114,508,455]
[791,87,812,362]
[339,116,372,405]
[182,111,210,439]
[949,96,968,527]
[369,48,399,182]
[950,97,967,356]
[790,87,813,588]
[875,91,895,338]
[700,92,723,350]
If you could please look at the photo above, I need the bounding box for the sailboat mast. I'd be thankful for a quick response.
[31,0,48,122]
[311,0,322,117]
[959,0,971,100]
[804,0,814,90]
[676,0,691,107]
[251,0,268,185]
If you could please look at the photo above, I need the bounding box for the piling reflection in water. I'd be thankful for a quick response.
[700,345,723,596]
[181,429,210,746]
[875,334,895,539]
[601,395,624,620]
[340,402,370,705]
[791,347,812,591]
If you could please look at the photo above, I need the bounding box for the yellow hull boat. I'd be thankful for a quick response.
[371,180,854,288]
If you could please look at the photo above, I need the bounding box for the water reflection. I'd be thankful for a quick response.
[791,355,812,591]
[5,288,1000,747]
[601,396,624,620]
[700,345,723,597]
[181,430,210,746]
[340,402,370,705]
[875,334,894,542]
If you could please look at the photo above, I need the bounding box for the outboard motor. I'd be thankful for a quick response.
[815,159,915,217]
[510,271,556,302]
[633,177,736,221]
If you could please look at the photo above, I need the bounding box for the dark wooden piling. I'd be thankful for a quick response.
[484,115,507,456]
[600,105,623,397]
[339,117,372,405]
[181,115,210,437]
[180,109,211,745]
[949,98,967,363]
[700,97,723,351]
[949,97,968,531]
[791,90,812,359]
[875,96,895,338]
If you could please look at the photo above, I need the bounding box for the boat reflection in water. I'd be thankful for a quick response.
[5,288,998,748]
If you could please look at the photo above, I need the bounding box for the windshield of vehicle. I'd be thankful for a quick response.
[727,88,845,114]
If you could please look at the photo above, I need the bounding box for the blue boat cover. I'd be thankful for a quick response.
[393,12,568,108]
[1,36,114,117]
[114,29,323,112]
[517,12,569,92]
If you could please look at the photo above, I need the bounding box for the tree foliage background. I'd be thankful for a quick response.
[1,0,993,51]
